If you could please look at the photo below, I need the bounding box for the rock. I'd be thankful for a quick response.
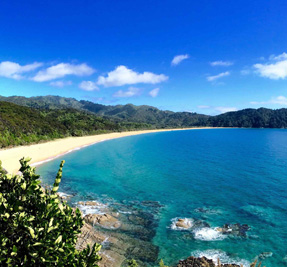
[76,223,125,267]
[177,256,241,267]
[56,192,73,201]
[193,219,210,228]
[125,242,159,263]
[119,223,156,241]
[141,200,164,208]
[217,223,250,237]
[259,252,273,260]
[84,213,121,229]
[176,219,192,229]
[78,201,102,206]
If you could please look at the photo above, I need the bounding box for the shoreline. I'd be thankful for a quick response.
[0,127,218,174]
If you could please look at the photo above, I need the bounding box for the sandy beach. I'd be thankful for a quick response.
[0,127,215,174]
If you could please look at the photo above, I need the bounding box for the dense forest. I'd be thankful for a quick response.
[1,95,287,148]
[0,101,151,148]
[0,95,208,128]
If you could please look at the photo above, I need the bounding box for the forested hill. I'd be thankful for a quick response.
[1,95,287,128]
[0,95,209,128]
[208,108,287,128]
[1,95,287,148]
[0,101,151,148]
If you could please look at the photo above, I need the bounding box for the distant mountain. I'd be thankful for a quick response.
[208,108,287,128]
[1,95,287,130]
[0,95,209,128]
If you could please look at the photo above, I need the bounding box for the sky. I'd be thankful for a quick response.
[1,0,287,115]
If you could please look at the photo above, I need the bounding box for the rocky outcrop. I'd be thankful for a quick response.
[76,223,125,267]
[84,213,121,229]
[217,223,250,237]
[177,256,241,267]
[176,218,192,229]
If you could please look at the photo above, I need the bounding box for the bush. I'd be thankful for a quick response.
[0,158,101,266]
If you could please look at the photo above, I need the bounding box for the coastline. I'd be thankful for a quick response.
[0,127,217,174]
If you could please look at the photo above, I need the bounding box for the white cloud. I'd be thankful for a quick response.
[207,71,230,82]
[210,61,233,67]
[113,87,141,98]
[32,63,95,82]
[251,96,287,106]
[79,81,99,91]
[269,52,287,61]
[197,105,211,109]
[253,52,287,80]
[0,61,42,80]
[215,106,237,113]
[50,81,72,87]
[171,54,189,66]
[97,65,168,87]
[149,88,160,97]
[197,105,237,114]
[254,60,287,80]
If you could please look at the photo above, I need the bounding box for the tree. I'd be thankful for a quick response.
[0,158,101,266]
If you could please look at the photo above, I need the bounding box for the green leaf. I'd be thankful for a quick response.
[55,235,62,244]
[28,227,35,238]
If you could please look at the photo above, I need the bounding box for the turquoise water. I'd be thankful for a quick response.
[37,129,287,266]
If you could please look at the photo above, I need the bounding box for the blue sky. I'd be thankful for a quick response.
[1,0,287,114]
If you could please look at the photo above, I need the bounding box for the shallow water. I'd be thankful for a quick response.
[37,129,287,266]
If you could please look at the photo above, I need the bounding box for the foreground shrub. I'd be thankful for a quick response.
[0,158,101,266]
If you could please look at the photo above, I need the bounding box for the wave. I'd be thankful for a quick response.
[193,227,226,241]
[191,249,250,267]
[77,201,107,216]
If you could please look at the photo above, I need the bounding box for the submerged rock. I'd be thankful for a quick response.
[177,256,241,267]
[258,252,273,260]
[77,198,160,265]
[141,200,164,208]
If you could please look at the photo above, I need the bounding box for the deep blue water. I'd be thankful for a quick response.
[37,129,287,266]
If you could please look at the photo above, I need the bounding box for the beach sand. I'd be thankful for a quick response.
[0,127,214,174]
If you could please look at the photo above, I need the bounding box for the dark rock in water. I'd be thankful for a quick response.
[193,219,210,229]
[259,252,273,260]
[128,211,155,228]
[217,223,250,237]
[141,200,164,208]
[125,242,159,263]
[119,223,156,241]
[177,256,240,267]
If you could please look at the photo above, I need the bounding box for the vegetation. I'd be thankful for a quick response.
[2,95,287,130]
[0,95,209,128]
[0,101,151,148]
[0,158,101,266]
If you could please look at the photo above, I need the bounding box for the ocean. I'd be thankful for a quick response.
[37,129,287,266]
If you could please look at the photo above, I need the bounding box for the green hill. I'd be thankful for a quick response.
[0,101,151,148]
[0,95,210,127]
[1,95,287,148]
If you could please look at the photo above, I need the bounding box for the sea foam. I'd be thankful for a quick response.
[77,201,107,216]
[193,227,226,241]
[191,249,250,267]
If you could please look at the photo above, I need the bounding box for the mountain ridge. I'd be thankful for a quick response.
[1,95,287,129]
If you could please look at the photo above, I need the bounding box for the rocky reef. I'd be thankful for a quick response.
[75,199,161,267]
[177,256,241,267]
